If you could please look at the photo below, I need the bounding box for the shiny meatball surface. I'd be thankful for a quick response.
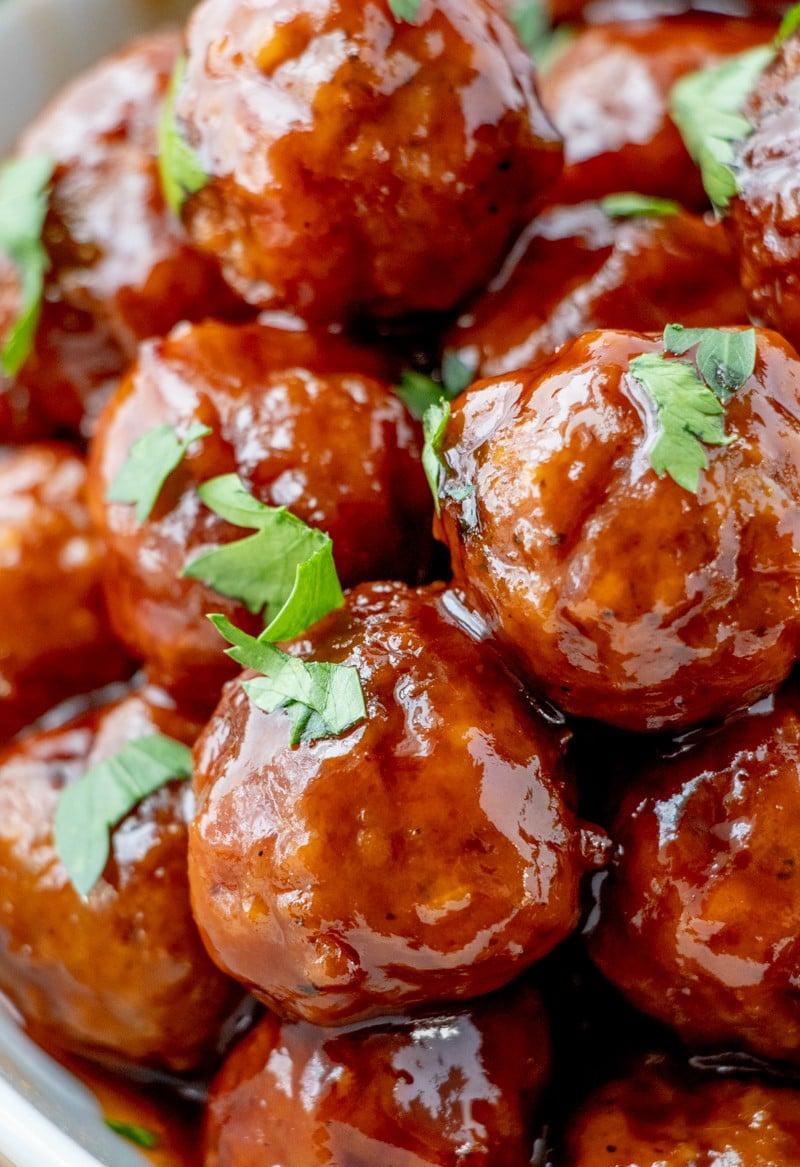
[436,328,800,732]
[589,683,800,1064]
[189,582,606,1024]
[0,32,239,438]
[0,685,240,1072]
[565,1061,800,1166]
[732,34,800,352]
[205,980,550,1167]
[445,204,748,381]
[88,319,430,710]
[0,443,130,743]
[176,0,562,320]
[540,15,772,208]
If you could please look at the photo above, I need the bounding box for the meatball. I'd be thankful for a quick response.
[540,14,772,207]
[565,1060,800,1166]
[189,582,607,1025]
[0,443,130,742]
[204,978,550,1167]
[175,0,562,321]
[0,31,241,439]
[587,681,800,1065]
[0,683,241,1072]
[444,203,749,382]
[435,327,800,732]
[88,318,431,711]
[731,32,800,353]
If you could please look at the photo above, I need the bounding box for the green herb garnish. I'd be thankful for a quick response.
[210,614,366,746]
[509,0,549,54]
[670,45,774,213]
[421,399,451,516]
[0,154,55,376]
[107,421,211,523]
[441,350,474,396]
[776,2,800,45]
[55,734,193,897]
[388,0,422,22]
[629,325,756,493]
[182,474,344,639]
[158,55,208,215]
[104,1120,159,1149]
[600,192,682,219]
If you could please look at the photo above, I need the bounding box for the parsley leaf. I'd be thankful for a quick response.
[182,474,344,639]
[422,400,451,517]
[776,2,800,45]
[394,371,446,420]
[158,55,208,216]
[509,0,549,54]
[441,350,475,396]
[629,352,733,493]
[104,1120,158,1149]
[210,614,366,746]
[670,45,774,213]
[388,0,422,22]
[107,421,211,523]
[663,325,756,399]
[600,192,681,219]
[0,154,55,376]
[54,734,193,898]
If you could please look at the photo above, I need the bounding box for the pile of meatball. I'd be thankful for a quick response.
[3,0,800,1163]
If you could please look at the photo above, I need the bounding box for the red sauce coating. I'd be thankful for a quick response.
[0,31,242,439]
[0,684,241,1073]
[204,979,551,1167]
[565,1059,800,1166]
[176,0,562,321]
[540,14,773,208]
[436,327,800,732]
[588,681,800,1064]
[444,203,749,381]
[189,582,608,1025]
[87,318,431,711]
[0,442,130,743]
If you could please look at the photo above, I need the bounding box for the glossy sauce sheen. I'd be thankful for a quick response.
[0,32,240,439]
[177,0,562,320]
[445,203,749,381]
[437,328,800,731]
[0,685,240,1072]
[189,582,608,1024]
[88,319,431,711]
[205,979,550,1166]
[589,681,800,1064]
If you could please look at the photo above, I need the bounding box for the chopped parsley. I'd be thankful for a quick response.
[106,421,211,523]
[421,399,451,516]
[600,192,681,219]
[104,1119,159,1149]
[158,55,208,216]
[388,0,422,22]
[0,154,55,376]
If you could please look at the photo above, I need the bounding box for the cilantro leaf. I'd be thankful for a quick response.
[388,0,422,22]
[182,474,344,639]
[394,371,445,420]
[629,352,733,493]
[210,614,366,746]
[158,55,208,216]
[600,192,681,219]
[422,400,451,516]
[441,350,475,396]
[776,2,800,45]
[663,325,756,399]
[0,154,55,376]
[54,734,193,897]
[107,421,211,523]
[670,45,774,213]
[104,1120,158,1149]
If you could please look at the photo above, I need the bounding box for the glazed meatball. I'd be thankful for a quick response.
[0,443,130,742]
[565,1059,800,1166]
[444,203,749,381]
[731,32,800,352]
[587,681,800,1064]
[88,318,430,710]
[189,582,608,1025]
[0,32,241,439]
[175,0,562,321]
[435,327,800,732]
[0,684,241,1072]
[540,14,772,207]
[204,979,550,1167]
